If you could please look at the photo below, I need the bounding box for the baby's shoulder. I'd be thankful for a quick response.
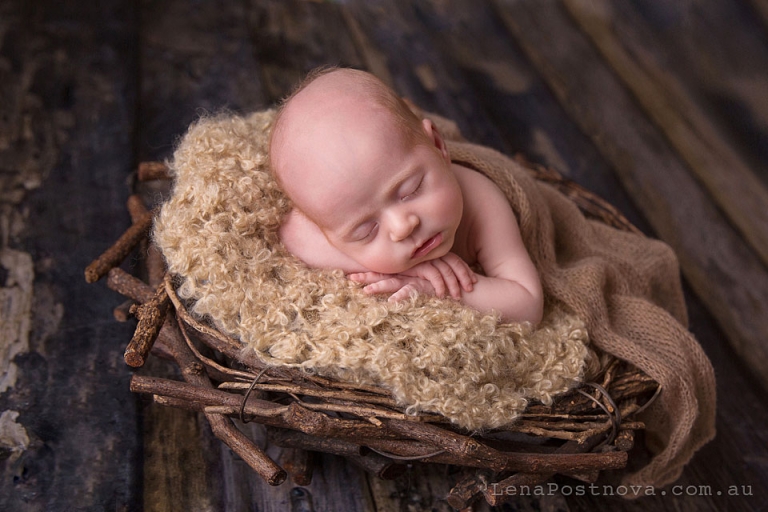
[452,163,510,210]
[451,163,520,259]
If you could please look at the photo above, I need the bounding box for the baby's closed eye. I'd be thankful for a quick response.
[399,174,423,200]
[350,222,378,242]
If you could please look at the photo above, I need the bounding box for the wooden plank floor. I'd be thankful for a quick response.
[1,0,767,510]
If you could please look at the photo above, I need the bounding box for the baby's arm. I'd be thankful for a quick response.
[279,209,368,273]
[457,168,543,324]
[349,253,477,301]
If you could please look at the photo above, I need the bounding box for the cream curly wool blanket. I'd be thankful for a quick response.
[154,109,715,490]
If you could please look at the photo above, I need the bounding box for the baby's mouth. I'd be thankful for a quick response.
[412,233,442,259]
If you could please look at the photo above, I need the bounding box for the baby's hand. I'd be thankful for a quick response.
[348,253,477,301]
[348,274,439,303]
[400,253,477,299]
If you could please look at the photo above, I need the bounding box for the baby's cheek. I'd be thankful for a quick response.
[360,251,405,275]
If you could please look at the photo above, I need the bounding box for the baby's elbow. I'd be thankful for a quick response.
[521,278,544,326]
[526,297,544,327]
[518,286,544,326]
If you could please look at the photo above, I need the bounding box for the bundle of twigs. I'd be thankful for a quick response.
[85,159,659,509]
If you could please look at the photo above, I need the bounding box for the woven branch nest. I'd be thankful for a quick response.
[87,157,659,510]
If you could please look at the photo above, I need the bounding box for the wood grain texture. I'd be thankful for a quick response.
[491,0,768,396]
[5,0,768,510]
[0,1,141,510]
[562,0,768,269]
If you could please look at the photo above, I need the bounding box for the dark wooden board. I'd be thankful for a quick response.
[3,0,768,510]
[561,0,768,269]
[0,1,141,510]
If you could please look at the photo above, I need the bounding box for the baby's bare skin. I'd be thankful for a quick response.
[271,69,543,324]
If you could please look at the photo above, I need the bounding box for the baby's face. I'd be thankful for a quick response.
[279,107,463,274]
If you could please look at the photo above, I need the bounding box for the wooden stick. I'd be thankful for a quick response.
[281,401,398,439]
[113,299,135,322]
[207,412,286,485]
[126,194,149,223]
[482,434,604,507]
[280,448,315,486]
[124,282,170,367]
[107,267,154,303]
[153,394,203,411]
[138,161,172,181]
[132,375,285,415]
[522,377,656,416]
[445,472,492,510]
[447,433,607,509]
[132,375,397,440]
[265,430,603,475]
[615,428,635,452]
[267,427,366,458]
[355,438,445,458]
[382,418,627,474]
[220,381,398,408]
[361,439,491,470]
[382,418,504,468]
[84,211,153,283]
[268,430,407,480]
[113,272,178,364]
[152,316,287,486]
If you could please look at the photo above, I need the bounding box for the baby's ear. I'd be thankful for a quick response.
[421,118,450,163]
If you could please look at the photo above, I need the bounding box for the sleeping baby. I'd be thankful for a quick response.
[270,67,543,325]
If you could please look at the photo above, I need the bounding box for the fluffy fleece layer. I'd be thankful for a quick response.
[153,109,588,430]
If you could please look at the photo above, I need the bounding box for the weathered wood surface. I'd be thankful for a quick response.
[0,1,141,511]
[562,0,768,269]
[2,0,768,511]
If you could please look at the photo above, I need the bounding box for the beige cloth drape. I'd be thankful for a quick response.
[446,136,715,488]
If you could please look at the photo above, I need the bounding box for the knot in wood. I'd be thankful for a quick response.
[465,439,483,454]
[189,362,205,375]
[285,403,329,436]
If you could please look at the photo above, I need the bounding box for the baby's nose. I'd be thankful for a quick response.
[389,211,419,242]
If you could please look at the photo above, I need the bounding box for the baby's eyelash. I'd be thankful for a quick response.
[361,223,378,240]
[402,177,424,200]
[354,223,378,242]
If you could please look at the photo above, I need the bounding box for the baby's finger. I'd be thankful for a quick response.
[363,277,407,295]
[453,262,476,293]
[348,272,389,284]
[431,258,462,299]
[388,283,419,303]
[442,253,476,292]
[415,264,446,297]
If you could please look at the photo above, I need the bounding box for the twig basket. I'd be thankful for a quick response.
[85,157,658,509]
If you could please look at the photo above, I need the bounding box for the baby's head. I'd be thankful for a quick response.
[270,67,463,274]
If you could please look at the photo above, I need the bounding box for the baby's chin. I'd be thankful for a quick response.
[366,263,411,275]
[355,257,414,275]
